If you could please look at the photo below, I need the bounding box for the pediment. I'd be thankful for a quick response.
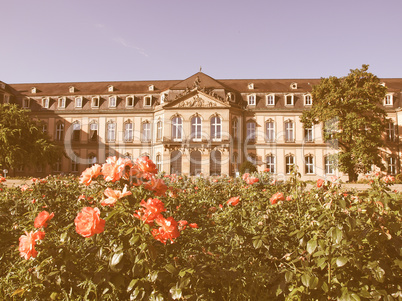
[163,90,231,109]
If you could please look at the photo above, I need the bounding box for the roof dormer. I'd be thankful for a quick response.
[248,83,254,90]
[108,85,114,92]
[31,87,37,94]
[69,86,75,93]
[148,84,155,91]
[290,82,298,90]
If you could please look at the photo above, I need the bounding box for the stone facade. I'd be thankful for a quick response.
[1,73,401,180]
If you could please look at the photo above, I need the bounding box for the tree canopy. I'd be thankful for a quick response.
[0,103,63,173]
[300,65,388,182]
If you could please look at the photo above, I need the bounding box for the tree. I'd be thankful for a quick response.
[239,160,257,174]
[0,104,63,174]
[300,65,388,182]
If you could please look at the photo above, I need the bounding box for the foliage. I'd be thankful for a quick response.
[239,160,257,174]
[300,65,388,182]
[0,104,63,172]
[0,159,401,300]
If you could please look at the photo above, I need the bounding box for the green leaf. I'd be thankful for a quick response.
[307,239,317,254]
[285,271,293,283]
[109,252,124,272]
[336,256,348,267]
[127,279,138,292]
[165,264,177,274]
[301,274,310,287]
[253,239,262,249]
[170,286,182,300]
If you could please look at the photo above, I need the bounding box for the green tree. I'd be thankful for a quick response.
[300,65,388,182]
[0,103,63,173]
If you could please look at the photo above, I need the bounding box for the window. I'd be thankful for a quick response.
[266,155,276,173]
[305,155,314,174]
[42,124,48,134]
[248,94,256,106]
[91,97,99,108]
[160,93,167,104]
[232,117,238,139]
[285,121,294,142]
[290,82,298,89]
[304,94,312,105]
[71,159,79,173]
[88,154,97,167]
[227,92,235,102]
[124,122,133,142]
[387,122,396,141]
[211,116,222,141]
[156,154,162,172]
[172,117,183,141]
[148,84,154,91]
[248,83,254,90]
[246,121,256,141]
[4,94,10,104]
[53,158,62,173]
[107,122,116,142]
[285,94,294,106]
[108,85,114,92]
[55,122,64,141]
[22,98,30,108]
[170,150,182,174]
[190,151,202,176]
[144,96,152,107]
[265,121,275,142]
[58,97,66,108]
[90,122,98,141]
[42,97,49,108]
[69,86,75,93]
[142,122,151,142]
[384,94,393,106]
[304,126,313,142]
[126,96,134,107]
[31,87,37,94]
[109,96,117,108]
[266,94,275,106]
[388,156,397,175]
[75,97,82,108]
[325,156,334,175]
[286,155,295,174]
[191,116,202,141]
[72,122,80,142]
[210,150,221,176]
[157,120,163,141]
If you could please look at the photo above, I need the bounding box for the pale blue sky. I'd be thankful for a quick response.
[1,0,402,83]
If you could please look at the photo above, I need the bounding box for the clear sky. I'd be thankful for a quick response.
[1,0,402,84]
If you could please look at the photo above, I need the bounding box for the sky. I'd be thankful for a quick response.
[1,0,402,84]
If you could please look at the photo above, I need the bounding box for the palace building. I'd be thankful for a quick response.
[0,72,401,180]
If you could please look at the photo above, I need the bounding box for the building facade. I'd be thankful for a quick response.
[1,72,401,180]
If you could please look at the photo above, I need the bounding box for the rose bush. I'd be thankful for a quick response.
[0,159,401,300]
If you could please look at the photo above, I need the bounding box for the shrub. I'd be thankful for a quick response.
[239,160,257,174]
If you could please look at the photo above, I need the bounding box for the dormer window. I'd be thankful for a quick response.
[4,94,10,104]
[160,93,167,104]
[227,92,235,102]
[42,97,50,109]
[285,94,294,106]
[58,97,66,108]
[266,94,275,106]
[290,82,298,90]
[109,96,117,108]
[144,95,152,107]
[75,96,82,108]
[0,82,5,89]
[304,94,312,106]
[126,96,134,107]
[384,94,393,106]
[148,84,154,91]
[69,86,75,93]
[91,96,99,108]
[248,94,256,106]
[248,83,254,90]
[31,87,37,94]
[108,85,114,92]
[22,98,30,108]
[380,82,386,87]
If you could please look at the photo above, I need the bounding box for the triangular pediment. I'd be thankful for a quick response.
[163,90,231,109]
[169,72,227,90]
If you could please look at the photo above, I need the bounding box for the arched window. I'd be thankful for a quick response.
[107,122,116,142]
[142,122,151,142]
[265,120,275,142]
[190,151,202,176]
[211,116,222,141]
[210,150,221,176]
[156,120,163,141]
[191,116,202,141]
[266,155,276,173]
[124,121,133,142]
[232,117,238,139]
[89,121,98,142]
[170,150,182,174]
[305,155,314,174]
[72,121,81,142]
[156,154,162,172]
[285,120,294,142]
[246,121,256,141]
[172,117,183,141]
[285,155,295,174]
[55,122,64,141]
